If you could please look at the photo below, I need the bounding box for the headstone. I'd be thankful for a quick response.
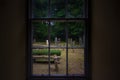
[72,41,75,52]
[68,38,72,47]
[70,38,72,47]
[46,40,49,46]
[55,37,57,46]
[79,37,82,47]
[58,38,61,47]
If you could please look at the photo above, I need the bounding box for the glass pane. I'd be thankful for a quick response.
[51,0,65,18]
[32,21,49,75]
[50,21,66,75]
[67,0,84,18]
[32,0,48,18]
[31,21,85,76]
[67,21,85,75]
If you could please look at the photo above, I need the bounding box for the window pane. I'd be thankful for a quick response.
[32,0,86,18]
[67,21,85,75]
[67,0,84,18]
[31,21,85,76]
[32,0,49,18]
[51,0,65,18]
[32,21,49,75]
[50,21,66,75]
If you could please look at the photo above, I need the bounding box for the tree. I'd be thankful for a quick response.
[33,0,84,18]
[67,22,85,42]
[33,22,48,42]
[32,0,85,42]
[33,0,48,18]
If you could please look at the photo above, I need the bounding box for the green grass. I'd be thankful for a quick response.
[32,49,61,56]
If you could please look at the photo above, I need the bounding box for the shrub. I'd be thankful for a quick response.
[32,49,61,56]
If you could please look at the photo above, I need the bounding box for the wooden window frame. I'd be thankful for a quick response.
[26,0,91,80]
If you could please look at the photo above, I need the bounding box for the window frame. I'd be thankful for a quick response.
[26,0,91,80]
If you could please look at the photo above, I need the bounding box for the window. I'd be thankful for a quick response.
[27,0,90,80]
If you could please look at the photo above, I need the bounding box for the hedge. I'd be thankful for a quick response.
[32,49,61,56]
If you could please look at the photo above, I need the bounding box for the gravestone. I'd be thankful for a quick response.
[57,38,61,47]
[72,41,75,52]
[55,37,57,46]
[79,37,82,47]
[68,38,72,47]
[46,40,49,46]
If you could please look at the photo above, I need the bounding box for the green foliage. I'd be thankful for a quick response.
[51,0,65,17]
[68,22,85,39]
[32,0,84,18]
[32,0,85,42]
[32,21,85,42]
[32,49,61,56]
[33,0,48,17]
[33,22,48,42]
[50,22,66,41]
[68,0,83,17]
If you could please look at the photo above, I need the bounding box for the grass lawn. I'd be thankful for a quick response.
[32,48,84,75]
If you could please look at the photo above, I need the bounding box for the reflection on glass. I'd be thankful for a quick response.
[32,0,48,18]
[32,21,49,75]
[67,0,84,18]
[51,0,65,18]
[67,21,85,75]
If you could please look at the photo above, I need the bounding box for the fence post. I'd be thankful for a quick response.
[54,55,59,72]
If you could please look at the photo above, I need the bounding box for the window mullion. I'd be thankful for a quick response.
[84,19,89,78]
[48,0,51,76]
[65,25,68,76]
[48,0,51,18]
[65,0,68,18]
[48,21,51,76]
[85,0,88,18]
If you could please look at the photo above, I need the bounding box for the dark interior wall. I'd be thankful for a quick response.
[0,0,26,80]
[91,0,120,80]
[0,0,119,80]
